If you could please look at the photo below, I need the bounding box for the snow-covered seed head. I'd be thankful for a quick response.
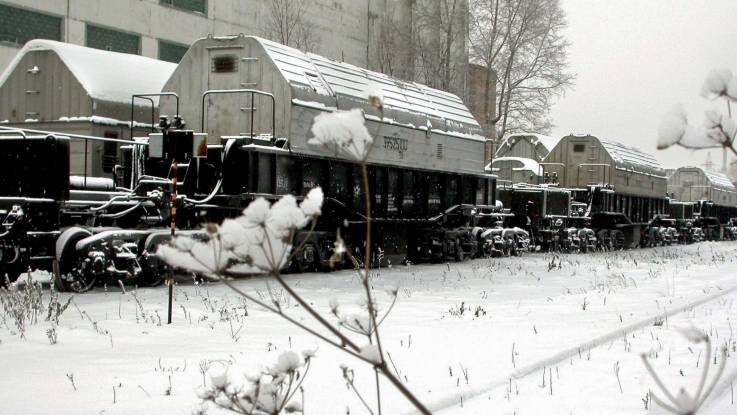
[209,367,229,389]
[701,68,733,98]
[308,109,374,161]
[302,348,317,360]
[657,104,687,149]
[269,351,304,375]
[300,187,324,218]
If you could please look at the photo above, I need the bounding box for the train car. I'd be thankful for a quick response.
[0,40,176,180]
[541,134,669,248]
[489,133,560,185]
[0,35,498,290]
[667,167,737,240]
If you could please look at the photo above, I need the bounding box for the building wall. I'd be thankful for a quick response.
[0,0,466,88]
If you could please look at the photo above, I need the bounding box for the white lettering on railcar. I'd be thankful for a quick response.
[383,136,408,159]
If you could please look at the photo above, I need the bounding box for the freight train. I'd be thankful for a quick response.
[1,35,736,292]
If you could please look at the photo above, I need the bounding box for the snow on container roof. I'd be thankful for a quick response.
[676,166,736,191]
[597,137,664,173]
[489,156,542,175]
[703,169,736,190]
[0,40,176,104]
[255,36,480,129]
[499,133,560,153]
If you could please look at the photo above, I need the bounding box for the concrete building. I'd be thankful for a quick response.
[0,1,469,97]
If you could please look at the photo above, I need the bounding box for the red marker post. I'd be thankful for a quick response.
[167,160,178,324]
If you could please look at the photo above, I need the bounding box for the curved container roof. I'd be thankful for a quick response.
[255,36,482,137]
[0,40,176,105]
[674,166,736,192]
[497,133,560,154]
[563,134,666,178]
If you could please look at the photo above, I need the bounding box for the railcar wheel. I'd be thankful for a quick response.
[56,227,96,293]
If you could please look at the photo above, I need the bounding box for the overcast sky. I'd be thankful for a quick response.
[550,0,737,169]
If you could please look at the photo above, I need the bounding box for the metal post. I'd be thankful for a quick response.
[83,138,88,187]
[167,160,178,325]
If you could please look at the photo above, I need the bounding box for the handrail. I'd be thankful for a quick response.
[0,125,147,145]
[201,89,276,141]
[0,127,28,139]
[130,92,180,139]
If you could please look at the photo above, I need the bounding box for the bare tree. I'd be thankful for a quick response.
[412,0,469,98]
[261,0,318,53]
[469,0,574,138]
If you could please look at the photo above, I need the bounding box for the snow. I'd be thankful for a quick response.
[308,109,374,160]
[598,136,665,174]
[658,105,735,150]
[69,176,115,190]
[157,188,323,275]
[291,98,337,111]
[700,68,732,98]
[58,116,154,129]
[497,133,561,159]
[490,156,542,175]
[0,40,176,104]
[5,243,737,414]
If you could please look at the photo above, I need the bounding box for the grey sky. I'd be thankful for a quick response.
[550,0,737,169]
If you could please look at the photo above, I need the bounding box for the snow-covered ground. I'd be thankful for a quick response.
[3,242,737,414]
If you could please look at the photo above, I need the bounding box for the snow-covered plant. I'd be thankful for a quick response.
[0,272,44,339]
[641,328,727,415]
[198,350,313,414]
[308,108,374,162]
[157,188,324,276]
[657,68,737,157]
[158,88,430,414]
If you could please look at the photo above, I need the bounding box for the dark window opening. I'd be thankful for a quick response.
[573,143,586,153]
[160,0,207,15]
[0,4,61,45]
[159,39,188,63]
[86,24,140,54]
[212,55,238,73]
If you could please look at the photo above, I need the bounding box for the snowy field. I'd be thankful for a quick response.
[3,242,737,414]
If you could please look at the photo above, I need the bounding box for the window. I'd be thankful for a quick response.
[86,24,140,54]
[211,55,238,73]
[573,143,586,153]
[0,4,61,45]
[160,0,207,15]
[159,40,188,63]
